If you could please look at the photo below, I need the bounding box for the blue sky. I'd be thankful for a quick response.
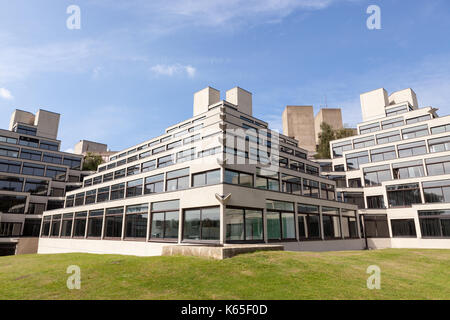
[1,0,450,152]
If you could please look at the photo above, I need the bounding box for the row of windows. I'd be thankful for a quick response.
[335,114,440,157]
[0,143,81,169]
[345,135,450,170]
[104,122,205,170]
[0,159,68,181]
[224,169,335,200]
[87,146,221,187]
[67,169,220,208]
[42,202,358,242]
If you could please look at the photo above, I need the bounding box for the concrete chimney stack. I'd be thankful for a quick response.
[226,87,252,116]
[193,87,220,116]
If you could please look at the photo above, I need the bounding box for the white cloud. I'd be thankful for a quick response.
[0,88,13,100]
[150,64,196,78]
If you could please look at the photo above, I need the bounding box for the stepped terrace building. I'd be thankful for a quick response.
[322,88,450,249]
[38,87,361,256]
[0,109,85,255]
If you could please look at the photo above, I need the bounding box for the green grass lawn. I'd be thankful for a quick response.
[0,249,449,300]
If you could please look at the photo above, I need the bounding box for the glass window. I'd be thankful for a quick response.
[114,169,126,179]
[87,210,104,238]
[363,165,392,186]
[177,148,195,163]
[24,179,48,195]
[397,141,427,158]
[353,136,375,149]
[20,148,42,161]
[370,146,396,162]
[40,140,59,151]
[367,195,385,209]
[45,166,67,181]
[158,154,174,168]
[0,176,23,192]
[127,165,140,176]
[392,160,424,180]
[42,153,62,164]
[387,183,422,207]
[425,156,450,176]
[184,207,220,241]
[144,174,164,194]
[363,215,390,238]
[423,180,450,203]
[376,130,401,144]
[359,123,379,134]
[346,151,369,170]
[150,211,179,241]
[61,213,73,237]
[0,195,26,213]
[419,210,450,238]
[50,214,61,237]
[406,114,431,125]
[431,124,450,135]
[105,207,123,238]
[192,169,221,187]
[18,136,38,147]
[126,178,143,197]
[281,175,302,195]
[85,189,96,204]
[332,140,353,158]
[402,124,429,140]
[224,170,253,187]
[142,160,156,173]
[22,162,45,176]
[428,136,450,153]
[391,219,417,237]
[63,156,81,169]
[302,179,319,198]
[125,205,148,239]
[322,214,341,239]
[381,117,404,129]
[73,212,87,237]
[111,183,125,200]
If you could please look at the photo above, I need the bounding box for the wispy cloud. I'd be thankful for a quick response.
[150,64,196,78]
[0,88,13,100]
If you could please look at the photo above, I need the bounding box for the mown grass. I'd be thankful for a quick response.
[0,249,448,300]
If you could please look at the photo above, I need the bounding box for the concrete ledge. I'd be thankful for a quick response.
[162,244,284,260]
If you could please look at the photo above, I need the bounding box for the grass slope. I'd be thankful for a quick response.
[0,249,449,300]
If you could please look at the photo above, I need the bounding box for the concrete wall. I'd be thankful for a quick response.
[16,237,39,255]
[360,88,389,122]
[8,110,35,131]
[225,87,252,116]
[388,88,418,109]
[283,239,365,252]
[282,106,316,152]
[314,108,343,145]
[74,140,108,154]
[193,87,220,116]
[35,109,60,140]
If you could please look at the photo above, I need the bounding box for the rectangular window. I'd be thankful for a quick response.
[332,140,353,158]
[84,178,92,187]
[423,179,450,203]
[192,169,220,187]
[114,169,125,179]
[19,136,39,147]
[73,212,87,237]
[376,130,401,144]
[353,136,375,149]
[61,213,73,237]
[346,151,369,170]
[406,114,431,125]
[359,123,379,134]
[42,153,62,164]
[125,204,148,239]
[392,160,424,179]
[428,136,450,153]
[158,154,174,168]
[401,124,429,140]
[17,125,37,136]
[150,202,179,241]
[321,183,335,200]
[387,183,421,207]
[166,168,189,191]
[0,221,23,237]
[302,179,319,198]
[363,215,390,238]
[370,146,396,162]
[391,219,417,237]
[322,213,341,239]
[0,145,19,158]
[306,165,319,176]
[281,174,302,195]
[142,160,156,173]
[65,195,74,208]
[74,192,85,206]
[22,162,45,176]
[431,124,450,135]
[0,195,26,213]
[419,210,450,238]
[50,214,61,237]
[41,217,51,237]
[85,189,96,204]
[297,204,320,239]
[111,183,125,200]
[27,202,45,215]
[425,155,450,176]
[144,173,164,194]
[105,207,123,238]
[386,105,408,117]
[24,179,48,195]
[348,178,362,188]
[97,187,110,203]
[87,210,104,238]
[127,165,140,176]
[103,172,113,183]
[226,208,264,242]
[152,145,166,155]
[381,117,404,129]
[63,156,82,170]
[167,140,181,150]
[0,136,17,144]
[177,148,195,163]
[40,140,59,151]
[183,134,200,144]
[126,179,143,197]
[45,166,67,181]
[20,148,42,161]
[363,165,391,187]
[224,170,253,187]
[397,141,427,158]
[367,195,385,209]
[0,176,23,192]
[184,207,220,241]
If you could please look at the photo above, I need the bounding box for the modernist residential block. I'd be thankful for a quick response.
[321,88,450,249]
[0,109,85,255]
[38,87,362,256]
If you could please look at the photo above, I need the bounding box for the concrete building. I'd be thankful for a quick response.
[283,106,350,154]
[0,109,86,256]
[74,140,117,163]
[321,88,450,249]
[38,87,362,256]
